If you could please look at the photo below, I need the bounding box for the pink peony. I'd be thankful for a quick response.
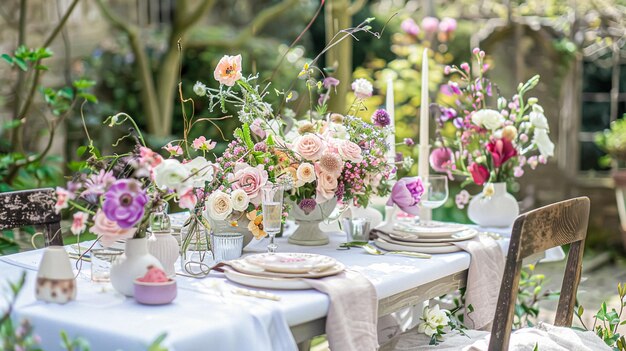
[315,165,338,203]
[231,163,268,205]
[214,54,242,87]
[294,134,326,161]
[91,210,136,247]
[337,140,363,163]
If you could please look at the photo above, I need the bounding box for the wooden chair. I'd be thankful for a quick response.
[0,188,63,246]
[392,197,594,350]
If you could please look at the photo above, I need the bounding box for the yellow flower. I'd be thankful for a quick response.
[246,210,266,239]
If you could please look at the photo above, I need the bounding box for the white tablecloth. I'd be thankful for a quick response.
[0,219,562,351]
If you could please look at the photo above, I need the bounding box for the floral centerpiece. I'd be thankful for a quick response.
[429,48,555,227]
[191,52,401,245]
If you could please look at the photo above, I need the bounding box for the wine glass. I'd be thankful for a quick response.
[261,183,284,253]
[420,175,449,223]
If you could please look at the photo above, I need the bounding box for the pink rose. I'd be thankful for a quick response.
[338,140,363,163]
[315,165,338,203]
[295,134,326,161]
[231,163,268,205]
[91,210,136,247]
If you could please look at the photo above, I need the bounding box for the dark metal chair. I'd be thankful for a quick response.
[0,188,63,246]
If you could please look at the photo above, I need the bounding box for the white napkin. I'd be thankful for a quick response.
[303,270,379,351]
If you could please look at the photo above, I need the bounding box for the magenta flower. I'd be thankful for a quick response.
[429,147,453,172]
[102,179,148,228]
[404,138,415,147]
[387,177,424,215]
[372,109,391,127]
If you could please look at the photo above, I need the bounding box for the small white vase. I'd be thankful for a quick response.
[110,238,163,297]
[36,246,76,304]
[147,231,179,278]
[467,182,519,228]
[288,198,337,246]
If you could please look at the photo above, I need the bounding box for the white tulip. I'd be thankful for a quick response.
[471,109,504,130]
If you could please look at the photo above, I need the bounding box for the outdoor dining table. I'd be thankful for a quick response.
[0,217,563,351]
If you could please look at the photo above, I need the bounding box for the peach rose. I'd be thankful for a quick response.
[338,140,363,163]
[315,165,338,203]
[295,134,326,161]
[231,163,268,205]
[91,210,136,247]
[214,54,242,87]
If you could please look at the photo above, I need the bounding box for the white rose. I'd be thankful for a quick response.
[205,191,233,221]
[529,111,549,130]
[231,189,250,212]
[296,163,316,183]
[153,159,191,193]
[184,156,214,188]
[471,109,504,130]
[533,128,554,157]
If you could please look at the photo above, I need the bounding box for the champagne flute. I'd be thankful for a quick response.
[420,175,449,224]
[261,183,284,253]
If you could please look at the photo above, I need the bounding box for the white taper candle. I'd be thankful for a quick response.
[418,48,431,221]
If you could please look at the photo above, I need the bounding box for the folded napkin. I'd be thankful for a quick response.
[370,228,505,330]
[450,234,505,330]
[303,270,379,351]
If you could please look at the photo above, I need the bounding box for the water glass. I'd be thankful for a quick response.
[90,249,123,282]
[342,217,371,242]
[211,232,244,262]
[421,175,449,210]
[261,183,284,253]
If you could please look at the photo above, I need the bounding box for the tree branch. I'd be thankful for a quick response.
[178,0,217,34]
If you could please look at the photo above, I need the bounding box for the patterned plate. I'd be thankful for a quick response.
[244,253,338,274]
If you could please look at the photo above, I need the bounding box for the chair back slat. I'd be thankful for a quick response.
[488,197,590,351]
[0,188,63,246]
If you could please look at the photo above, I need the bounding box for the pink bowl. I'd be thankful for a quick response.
[133,279,177,305]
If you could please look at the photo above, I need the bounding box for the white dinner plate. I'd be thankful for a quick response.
[244,253,337,274]
[228,259,345,279]
[388,228,478,243]
[223,268,313,290]
[374,238,462,254]
[393,221,467,238]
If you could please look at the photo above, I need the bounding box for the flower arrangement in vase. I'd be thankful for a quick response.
[429,48,555,227]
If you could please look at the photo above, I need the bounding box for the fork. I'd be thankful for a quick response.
[340,242,431,259]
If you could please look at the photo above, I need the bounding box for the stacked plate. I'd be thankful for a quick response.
[374,222,477,254]
[223,253,344,290]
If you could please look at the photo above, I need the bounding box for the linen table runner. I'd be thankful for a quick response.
[303,270,379,351]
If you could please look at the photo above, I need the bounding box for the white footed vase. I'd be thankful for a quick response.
[467,182,519,228]
[288,198,338,246]
[110,238,163,297]
[147,231,179,278]
[36,246,76,304]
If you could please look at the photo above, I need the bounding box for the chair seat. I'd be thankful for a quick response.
[392,323,610,351]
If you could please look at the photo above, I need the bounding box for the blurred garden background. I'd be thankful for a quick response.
[1,0,626,322]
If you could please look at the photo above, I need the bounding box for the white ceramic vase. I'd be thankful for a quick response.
[288,198,337,246]
[147,231,179,278]
[36,246,76,304]
[467,182,519,228]
[110,238,163,297]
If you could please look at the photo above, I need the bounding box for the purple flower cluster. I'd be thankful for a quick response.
[298,198,317,215]
[372,109,391,128]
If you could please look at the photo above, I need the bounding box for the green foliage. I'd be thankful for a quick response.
[514,264,560,329]
[1,46,52,72]
[575,283,626,350]
[1,272,42,351]
[596,115,626,167]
